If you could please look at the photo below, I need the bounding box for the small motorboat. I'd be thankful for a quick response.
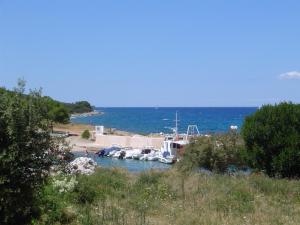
[145,151,160,161]
[100,146,121,157]
[96,149,105,157]
[136,148,152,160]
[124,148,141,159]
[158,156,175,164]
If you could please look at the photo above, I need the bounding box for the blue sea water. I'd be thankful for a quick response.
[71,107,257,134]
[74,152,171,173]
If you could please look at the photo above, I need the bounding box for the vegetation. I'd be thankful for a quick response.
[2,81,300,225]
[242,102,300,178]
[0,80,71,224]
[43,96,70,124]
[64,101,93,114]
[178,131,247,174]
[33,168,300,225]
[0,86,93,125]
[81,130,91,139]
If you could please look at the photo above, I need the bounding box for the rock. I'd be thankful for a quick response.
[68,157,97,175]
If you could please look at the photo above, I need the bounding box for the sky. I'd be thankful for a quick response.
[0,0,299,107]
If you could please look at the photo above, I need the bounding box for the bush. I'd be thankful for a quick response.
[178,132,247,173]
[242,102,300,178]
[0,81,53,224]
[0,81,71,224]
[74,168,128,204]
[81,130,91,139]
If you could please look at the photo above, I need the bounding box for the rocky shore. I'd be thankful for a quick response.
[70,110,104,118]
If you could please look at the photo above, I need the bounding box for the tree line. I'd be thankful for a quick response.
[0,84,93,124]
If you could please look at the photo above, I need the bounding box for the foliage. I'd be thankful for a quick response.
[242,102,300,178]
[64,101,93,114]
[74,168,128,203]
[1,87,94,124]
[43,96,70,124]
[0,81,71,224]
[81,129,91,139]
[37,177,77,225]
[178,132,247,174]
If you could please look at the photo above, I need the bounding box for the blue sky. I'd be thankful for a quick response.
[0,0,299,107]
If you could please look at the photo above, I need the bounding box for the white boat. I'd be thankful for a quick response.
[143,150,160,161]
[158,156,175,164]
[108,150,118,157]
[112,151,121,158]
[124,148,141,159]
[136,148,153,160]
[158,112,191,164]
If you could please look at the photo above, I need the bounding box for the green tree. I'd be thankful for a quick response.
[0,81,66,224]
[43,96,70,124]
[242,102,300,178]
[81,130,91,139]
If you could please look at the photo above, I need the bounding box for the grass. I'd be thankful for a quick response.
[34,168,300,225]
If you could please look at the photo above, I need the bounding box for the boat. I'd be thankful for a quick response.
[158,156,174,164]
[145,151,160,161]
[108,149,120,157]
[158,112,189,163]
[124,148,141,159]
[134,148,152,160]
[98,146,121,157]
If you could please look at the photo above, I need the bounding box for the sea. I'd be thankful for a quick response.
[71,107,257,134]
[71,107,257,172]
[74,152,171,173]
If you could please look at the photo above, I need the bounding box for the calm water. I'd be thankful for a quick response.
[71,107,257,134]
[74,152,171,172]
[72,107,257,172]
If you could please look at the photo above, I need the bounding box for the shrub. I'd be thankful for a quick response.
[81,130,91,139]
[0,81,53,224]
[74,168,128,204]
[178,132,247,173]
[0,81,71,224]
[242,102,300,178]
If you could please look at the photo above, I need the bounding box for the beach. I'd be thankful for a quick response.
[53,123,149,152]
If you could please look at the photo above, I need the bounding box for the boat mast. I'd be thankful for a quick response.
[175,111,179,139]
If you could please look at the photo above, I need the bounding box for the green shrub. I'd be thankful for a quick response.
[178,132,247,173]
[0,81,54,224]
[74,168,128,204]
[242,102,300,178]
[74,177,97,204]
[0,81,72,224]
[81,130,91,139]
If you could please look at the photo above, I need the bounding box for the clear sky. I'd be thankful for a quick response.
[0,0,299,107]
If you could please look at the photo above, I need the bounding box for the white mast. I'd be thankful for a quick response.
[175,111,179,137]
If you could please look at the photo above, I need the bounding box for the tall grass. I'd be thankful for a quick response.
[34,168,300,225]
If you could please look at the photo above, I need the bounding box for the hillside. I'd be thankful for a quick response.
[0,87,93,123]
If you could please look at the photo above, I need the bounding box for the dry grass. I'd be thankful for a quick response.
[38,169,300,225]
[53,123,94,135]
